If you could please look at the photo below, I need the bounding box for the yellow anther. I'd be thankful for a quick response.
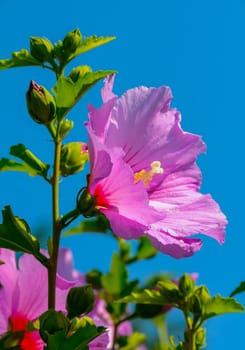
[134,161,164,187]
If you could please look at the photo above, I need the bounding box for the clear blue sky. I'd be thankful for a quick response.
[0,0,245,348]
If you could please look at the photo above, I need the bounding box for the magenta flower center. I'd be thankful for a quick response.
[94,184,110,209]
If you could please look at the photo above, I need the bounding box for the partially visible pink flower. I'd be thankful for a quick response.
[0,249,75,350]
[58,248,137,349]
[86,75,227,258]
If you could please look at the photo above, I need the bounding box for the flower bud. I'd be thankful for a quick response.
[60,142,88,176]
[195,327,206,347]
[63,29,82,54]
[26,81,56,124]
[178,274,195,296]
[86,269,103,290]
[59,119,74,139]
[68,65,92,83]
[194,286,211,304]
[39,310,69,343]
[66,285,95,319]
[30,37,53,62]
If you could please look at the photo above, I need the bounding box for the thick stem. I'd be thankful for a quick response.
[48,138,62,309]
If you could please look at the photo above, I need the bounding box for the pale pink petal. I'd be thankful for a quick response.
[58,247,86,284]
[101,75,117,103]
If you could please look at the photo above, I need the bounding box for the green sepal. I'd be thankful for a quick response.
[118,332,146,350]
[157,280,181,304]
[54,69,116,119]
[230,281,245,297]
[101,252,128,296]
[39,309,70,343]
[0,206,47,265]
[62,217,109,236]
[202,295,244,321]
[0,330,24,349]
[0,49,43,70]
[30,36,53,63]
[10,144,50,178]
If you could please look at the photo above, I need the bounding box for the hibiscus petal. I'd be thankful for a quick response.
[146,229,203,258]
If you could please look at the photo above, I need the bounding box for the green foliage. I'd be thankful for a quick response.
[230,281,245,297]
[118,332,147,350]
[202,295,244,320]
[117,288,169,306]
[0,144,50,180]
[136,236,158,260]
[38,310,106,350]
[54,69,116,119]
[102,252,128,296]
[0,206,47,266]
[0,49,42,70]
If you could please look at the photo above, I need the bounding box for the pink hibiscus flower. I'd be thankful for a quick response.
[58,248,136,349]
[0,248,75,350]
[86,75,227,258]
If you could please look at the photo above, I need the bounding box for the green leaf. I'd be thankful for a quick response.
[101,252,128,296]
[54,77,76,108]
[136,236,158,260]
[230,281,245,297]
[54,69,116,119]
[67,35,116,62]
[62,217,109,236]
[119,332,146,350]
[45,317,105,350]
[0,206,47,265]
[0,49,43,70]
[10,144,50,178]
[0,158,38,176]
[117,289,165,305]
[202,295,244,320]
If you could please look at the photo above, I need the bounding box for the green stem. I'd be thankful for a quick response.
[48,136,62,309]
[153,314,169,350]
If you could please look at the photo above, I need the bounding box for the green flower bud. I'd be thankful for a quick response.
[190,295,203,317]
[59,119,74,139]
[60,142,88,176]
[86,269,103,290]
[63,29,82,54]
[178,274,195,296]
[194,286,211,304]
[66,285,95,319]
[195,327,206,348]
[68,65,92,83]
[39,310,69,343]
[30,36,53,62]
[26,81,56,124]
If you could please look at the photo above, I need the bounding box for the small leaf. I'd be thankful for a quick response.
[0,157,37,176]
[119,332,146,350]
[101,252,128,296]
[117,289,165,305]
[0,206,47,265]
[202,295,244,320]
[230,281,245,297]
[54,77,76,108]
[67,35,116,62]
[10,144,50,178]
[0,49,43,70]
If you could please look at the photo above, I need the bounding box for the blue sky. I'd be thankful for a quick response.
[0,0,245,348]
